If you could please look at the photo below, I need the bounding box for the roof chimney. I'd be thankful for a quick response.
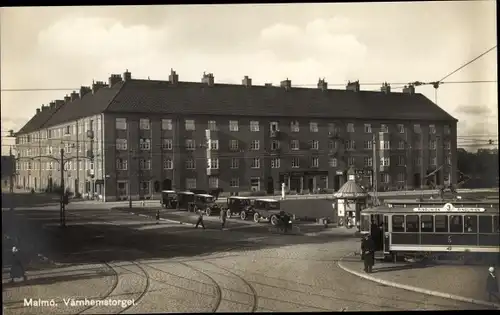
[202,72,215,86]
[80,86,91,98]
[70,91,79,101]
[317,78,328,91]
[108,74,123,87]
[92,81,107,94]
[169,69,179,84]
[403,84,415,94]
[280,78,291,90]
[346,80,360,92]
[64,95,71,103]
[36,108,41,114]
[123,69,132,81]
[54,99,65,107]
[380,82,391,94]
[49,101,56,109]
[41,105,48,112]
[242,76,252,87]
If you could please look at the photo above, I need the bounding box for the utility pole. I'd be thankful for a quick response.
[372,133,379,205]
[60,147,66,227]
[127,124,132,208]
[9,146,15,212]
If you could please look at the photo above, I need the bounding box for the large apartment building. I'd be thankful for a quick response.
[14,70,458,201]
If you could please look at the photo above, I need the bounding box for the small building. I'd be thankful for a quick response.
[334,167,369,227]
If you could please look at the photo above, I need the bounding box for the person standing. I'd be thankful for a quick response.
[10,246,27,283]
[487,266,499,302]
[195,208,205,229]
[361,235,375,273]
[220,208,227,230]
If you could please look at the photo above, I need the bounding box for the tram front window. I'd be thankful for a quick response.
[479,216,493,233]
[464,215,477,233]
[494,215,499,232]
[421,215,434,233]
[435,215,448,233]
[392,215,405,232]
[450,215,463,233]
[406,215,419,232]
[360,215,370,232]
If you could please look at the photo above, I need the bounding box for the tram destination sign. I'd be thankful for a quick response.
[413,203,485,212]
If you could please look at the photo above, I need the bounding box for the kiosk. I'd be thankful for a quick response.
[333,167,369,229]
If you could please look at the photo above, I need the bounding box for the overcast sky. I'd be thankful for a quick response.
[1,2,497,154]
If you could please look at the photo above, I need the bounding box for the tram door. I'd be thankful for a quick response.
[383,215,390,253]
[370,214,384,251]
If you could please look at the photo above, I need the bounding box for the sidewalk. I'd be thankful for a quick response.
[338,255,500,309]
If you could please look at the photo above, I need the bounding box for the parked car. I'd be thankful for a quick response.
[252,199,291,226]
[160,190,177,209]
[193,194,223,216]
[226,196,254,220]
[176,191,195,211]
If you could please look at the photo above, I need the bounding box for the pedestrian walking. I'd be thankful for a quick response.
[220,208,227,230]
[487,266,499,302]
[10,246,27,283]
[361,234,375,273]
[156,210,160,224]
[195,208,205,229]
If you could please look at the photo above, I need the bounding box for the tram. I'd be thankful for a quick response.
[360,195,500,262]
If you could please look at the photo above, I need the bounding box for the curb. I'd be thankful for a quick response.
[337,254,500,309]
[126,211,196,227]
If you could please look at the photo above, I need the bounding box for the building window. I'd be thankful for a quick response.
[139,138,151,151]
[381,157,390,166]
[311,157,319,168]
[310,140,319,150]
[229,120,239,132]
[364,124,372,133]
[230,158,239,169]
[444,125,451,135]
[381,124,389,133]
[414,157,422,166]
[251,158,260,169]
[290,140,300,150]
[429,124,436,134]
[309,122,318,132]
[163,158,173,170]
[208,120,217,131]
[271,158,280,168]
[429,140,437,150]
[208,158,219,169]
[115,139,127,152]
[430,156,437,166]
[291,157,300,168]
[414,124,421,134]
[116,118,127,130]
[210,140,219,151]
[397,124,405,134]
[208,176,219,189]
[186,178,197,189]
[185,159,196,169]
[364,157,372,167]
[397,141,405,150]
[185,139,196,150]
[250,177,260,192]
[250,121,260,132]
[328,140,337,150]
[381,173,390,183]
[363,140,372,150]
[250,140,260,150]
[345,140,355,151]
[162,139,173,150]
[380,141,390,150]
[185,119,195,131]
[347,123,355,133]
[397,156,405,166]
[64,126,71,135]
[271,140,280,150]
[348,157,355,166]
[444,140,451,150]
[139,159,151,170]
[162,119,172,130]
[140,181,151,195]
[446,155,451,165]
[329,157,337,167]
[270,121,279,132]
[229,140,239,151]
[230,178,239,188]
[139,119,150,130]
[290,121,300,132]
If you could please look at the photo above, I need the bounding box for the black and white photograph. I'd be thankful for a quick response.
[1,1,499,312]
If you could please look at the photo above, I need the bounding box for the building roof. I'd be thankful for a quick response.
[17,77,457,135]
[16,103,64,135]
[334,180,369,199]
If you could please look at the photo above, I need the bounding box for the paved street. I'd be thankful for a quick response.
[2,192,496,313]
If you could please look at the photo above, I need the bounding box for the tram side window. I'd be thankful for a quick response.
[405,215,419,232]
[392,215,405,232]
[479,216,493,233]
[494,215,499,232]
[360,215,371,232]
[421,215,434,232]
[435,215,448,233]
[464,215,477,233]
[449,215,463,233]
